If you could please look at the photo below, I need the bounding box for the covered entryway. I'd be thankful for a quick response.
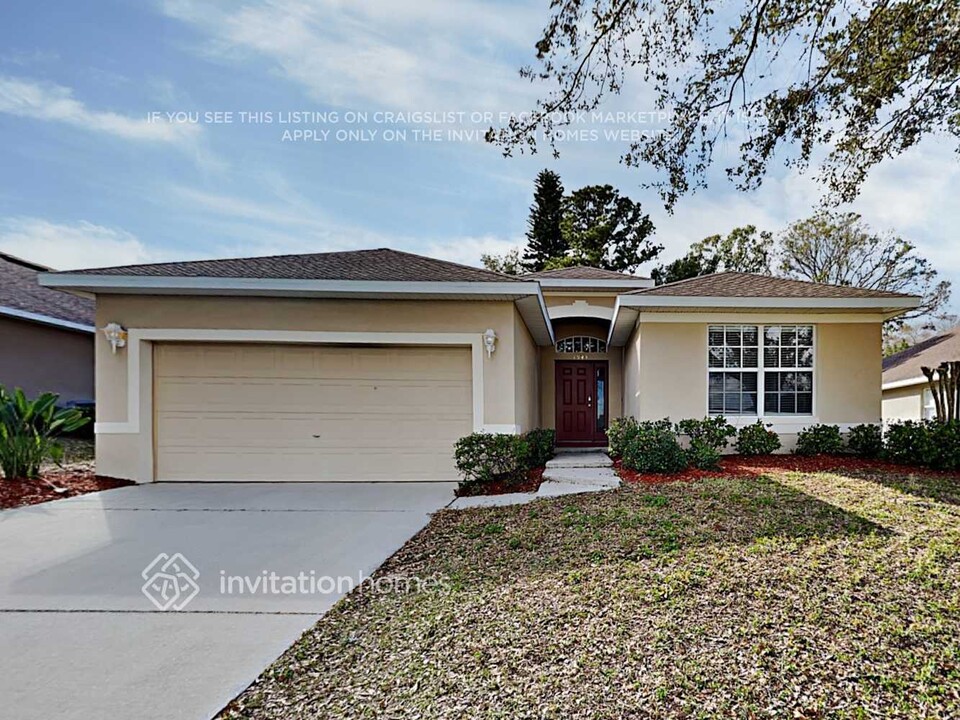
[153,342,473,481]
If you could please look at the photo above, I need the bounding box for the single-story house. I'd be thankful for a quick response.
[39,249,919,483]
[0,251,95,404]
[882,325,960,422]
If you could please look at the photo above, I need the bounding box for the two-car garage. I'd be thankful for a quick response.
[153,343,474,482]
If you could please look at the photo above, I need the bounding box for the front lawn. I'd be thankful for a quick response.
[222,466,960,719]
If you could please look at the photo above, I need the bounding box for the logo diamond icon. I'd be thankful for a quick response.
[141,552,200,611]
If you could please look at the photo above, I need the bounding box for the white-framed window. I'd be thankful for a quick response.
[556,336,607,354]
[708,325,815,416]
[923,388,937,420]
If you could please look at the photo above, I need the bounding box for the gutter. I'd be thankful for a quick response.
[882,376,928,391]
[0,305,94,333]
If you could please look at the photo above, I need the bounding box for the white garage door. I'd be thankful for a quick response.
[154,343,473,481]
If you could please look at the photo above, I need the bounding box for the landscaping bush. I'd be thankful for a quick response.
[0,386,91,479]
[620,419,688,474]
[884,420,941,467]
[930,421,960,471]
[523,428,556,468]
[847,423,884,458]
[676,417,736,470]
[684,440,722,470]
[795,424,844,456]
[453,432,529,493]
[735,421,782,455]
[605,416,638,459]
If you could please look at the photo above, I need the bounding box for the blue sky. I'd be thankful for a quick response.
[0,0,957,312]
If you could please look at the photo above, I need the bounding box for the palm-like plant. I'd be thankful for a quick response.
[0,386,90,480]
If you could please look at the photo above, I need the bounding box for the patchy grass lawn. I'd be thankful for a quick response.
[222,468,960,719]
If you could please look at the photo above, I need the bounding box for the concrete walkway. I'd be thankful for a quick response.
[450,449,620,509]
[0,482,455,720]
[536,450,620,497]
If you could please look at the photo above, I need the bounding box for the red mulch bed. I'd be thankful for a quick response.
[455,467,545,497]
[615,454,960,485]
[0,468,134,510]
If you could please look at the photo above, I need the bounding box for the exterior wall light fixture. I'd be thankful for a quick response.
[102,322,128,354]
[483,328,497,358]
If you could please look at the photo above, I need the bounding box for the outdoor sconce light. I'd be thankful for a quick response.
[483,328,497,358]
[102,322,128,354]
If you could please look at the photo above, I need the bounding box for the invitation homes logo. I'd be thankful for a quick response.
[141,552,201,611]
[140,552,445,611]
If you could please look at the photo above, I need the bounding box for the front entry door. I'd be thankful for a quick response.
[555,361,609,446]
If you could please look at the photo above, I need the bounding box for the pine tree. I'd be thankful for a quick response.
[521,169,566,272]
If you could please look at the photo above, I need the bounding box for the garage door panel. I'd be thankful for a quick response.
[154,343,472,481]
[157,413,469,448]
[157,378,472,412]
[158,344,471,380]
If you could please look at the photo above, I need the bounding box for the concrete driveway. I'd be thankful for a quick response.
[0,482,455,720]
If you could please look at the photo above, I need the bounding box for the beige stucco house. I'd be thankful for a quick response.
[882,326,960,422]
[1,252,95,404]
[39,249,919,483]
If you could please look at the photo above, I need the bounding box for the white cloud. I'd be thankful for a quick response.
[426,235,521,267]
[0,75,199,144]
[160,0,538,112]
[0,218,164,270]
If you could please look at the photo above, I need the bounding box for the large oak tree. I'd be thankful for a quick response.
[488,1,960,209]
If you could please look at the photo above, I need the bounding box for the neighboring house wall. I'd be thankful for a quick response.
[0,316,93,403]
[882,385,925,422]
[94,295,535,481]
[623,320,882,450]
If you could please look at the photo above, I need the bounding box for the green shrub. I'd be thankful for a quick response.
[605,417,638,458]
[523,428,556,468]
[621,419,688,474]
[847,424,883,458]
[794,424,844,456]
[453,433,529,494]
[735,421,782,455]
[930,421,960,471]
[685,439,722,470]
[884,420,940,467]
[676,417,735,470]
[0,386,91,479]
[676,417,736,451]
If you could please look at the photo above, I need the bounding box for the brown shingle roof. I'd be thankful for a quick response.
[883,327,960,384]
[525,266,647,281]
[632,272,916,299]
[57,248,521,283]
[0,252,94,326]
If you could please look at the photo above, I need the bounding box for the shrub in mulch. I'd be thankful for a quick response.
[615,453,960,485]
[455,467,545,498]
[0,468,133,510]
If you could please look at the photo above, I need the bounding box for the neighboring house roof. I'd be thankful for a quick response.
[0,252,94,331]
[630,272,915,299]
[525,266,647,281]
[882,326,960,387]
[57,247,520,283]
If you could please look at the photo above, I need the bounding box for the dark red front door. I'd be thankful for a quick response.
[555,361,608,446]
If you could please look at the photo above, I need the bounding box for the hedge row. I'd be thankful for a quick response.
[606,416,778,473]
[610,417,960,474]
